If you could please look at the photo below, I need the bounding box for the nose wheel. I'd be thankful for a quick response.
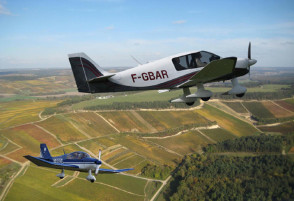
[236,93,245,98]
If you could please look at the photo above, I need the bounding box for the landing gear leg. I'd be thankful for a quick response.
[86,169,96,183]
[56,169,65,179]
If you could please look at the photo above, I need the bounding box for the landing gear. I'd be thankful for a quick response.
[86,169,96,183]
[186,84,212,101]
[223,78,247,97]
[56,169,65,179]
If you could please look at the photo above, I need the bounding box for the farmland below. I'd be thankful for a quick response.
[0,67,294,201]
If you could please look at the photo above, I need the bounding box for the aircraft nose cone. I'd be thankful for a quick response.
[249,59,257,66]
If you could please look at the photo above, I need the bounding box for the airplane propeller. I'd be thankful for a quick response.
[247,42,257,79]
[95,149,102,175]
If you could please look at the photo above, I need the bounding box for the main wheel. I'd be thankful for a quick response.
[186,102,194,106]
[236,93,245,98]
[90,179,95,183]
[201,97,210,101]
[59,177,64,179]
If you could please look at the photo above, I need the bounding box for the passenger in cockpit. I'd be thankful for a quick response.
[195,52,207,67]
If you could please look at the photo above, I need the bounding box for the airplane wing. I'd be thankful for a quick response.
[177,57,237,88]
[98,168,134,174]
[24,155,79,170]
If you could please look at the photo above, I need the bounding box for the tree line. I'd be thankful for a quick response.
[161,134,294,201]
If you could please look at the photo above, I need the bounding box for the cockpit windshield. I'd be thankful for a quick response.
[66,151,90,159]
[172,51,220,71]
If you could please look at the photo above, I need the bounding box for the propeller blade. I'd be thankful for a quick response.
[248,42,251,59]
[98,149,101,161]
[95,164,101,175]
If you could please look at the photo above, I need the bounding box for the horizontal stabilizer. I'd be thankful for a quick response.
[24,155,79,170]
[99,168,134,173]
[177,57,237,88]
[88,74,115,83]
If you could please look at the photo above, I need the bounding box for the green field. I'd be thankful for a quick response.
[113,135,180,166]
[72,90,185,109]
[200,128,237,142]
[195,104,259,137]
[50,144,83,156]
[5,165,144,201]
[222,101,248,113]
[0,158,20,195]
[78,172,147,195]
[65,112,117,137]
[36,115,87,143]
[145,181,162,201]
[242,101,275,119]
[115,154,145,169]
[0,124,61,162]
[206,84,290,93]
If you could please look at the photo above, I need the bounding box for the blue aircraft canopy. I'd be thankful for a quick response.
[66,151,90,159]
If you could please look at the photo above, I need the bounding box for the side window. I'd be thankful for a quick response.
[172,56,190,71]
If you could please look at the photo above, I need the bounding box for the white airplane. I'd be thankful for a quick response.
[68,43,257,106]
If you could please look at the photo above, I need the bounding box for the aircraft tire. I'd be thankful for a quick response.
[201,97,210,101]
[186,102,194,106]
[59,177,64,179]
[236,93,245,98]
[90,179,95,183]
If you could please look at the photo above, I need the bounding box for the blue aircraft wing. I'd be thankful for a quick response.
[24,155,79,170]
[99,168,134,173]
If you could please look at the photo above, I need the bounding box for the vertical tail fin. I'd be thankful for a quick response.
[40,144,52,160]
[68,53,107,93]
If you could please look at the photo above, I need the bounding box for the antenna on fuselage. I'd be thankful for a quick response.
[130,55,142,65]
[63,148,66,155]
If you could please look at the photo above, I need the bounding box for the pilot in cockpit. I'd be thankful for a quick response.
[195,52,207,67]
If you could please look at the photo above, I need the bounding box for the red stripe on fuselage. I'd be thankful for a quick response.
[157,72,197,88]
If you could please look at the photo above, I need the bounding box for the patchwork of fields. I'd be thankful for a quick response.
[0,97,293,200]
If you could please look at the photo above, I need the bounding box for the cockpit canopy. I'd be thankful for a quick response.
[66,151,90,160]
[172,51,220,71]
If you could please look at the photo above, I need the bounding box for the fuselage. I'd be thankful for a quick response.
[49,152,101,172]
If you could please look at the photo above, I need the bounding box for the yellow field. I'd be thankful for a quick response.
[148,130,209,155]
[36,115,87,143]
[98,111,153,133]
[0,100,59,129]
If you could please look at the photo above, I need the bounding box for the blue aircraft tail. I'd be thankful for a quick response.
[40,144,52,160]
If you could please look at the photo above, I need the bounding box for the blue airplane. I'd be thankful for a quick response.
[24,144,133,183]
